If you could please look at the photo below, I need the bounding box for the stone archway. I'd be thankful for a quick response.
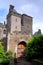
[17,41,26,58]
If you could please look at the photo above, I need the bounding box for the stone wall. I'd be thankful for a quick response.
[0,23,6,40]
[11,15,21,33]
[21,14,32,36]
[7,32,31,57]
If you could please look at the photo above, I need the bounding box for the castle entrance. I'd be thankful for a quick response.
[17,41,26,58]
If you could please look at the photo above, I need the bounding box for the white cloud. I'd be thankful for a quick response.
[17,4,43,34]
[33,19,43,34]
[0,0,15,10]
[17,4,39,17]
[0,0,43,34]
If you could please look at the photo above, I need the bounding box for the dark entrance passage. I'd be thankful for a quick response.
[17,41,26,58]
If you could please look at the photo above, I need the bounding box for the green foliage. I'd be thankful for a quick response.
[0,42,5,62]
[0,42,11,63]
[0,42,5,53]
[26,34,43,59]
[6,50,13,57]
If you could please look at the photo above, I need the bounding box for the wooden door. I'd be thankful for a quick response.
[17,41,26,58]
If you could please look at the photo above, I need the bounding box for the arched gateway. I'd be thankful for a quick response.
[17,41,26,57]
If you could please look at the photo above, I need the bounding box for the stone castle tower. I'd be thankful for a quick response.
[6,5,32,57]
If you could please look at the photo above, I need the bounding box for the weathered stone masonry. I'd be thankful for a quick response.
[0,5,33,57]
[6,5,33,57]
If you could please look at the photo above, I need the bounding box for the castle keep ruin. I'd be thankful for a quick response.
[0,5,33,57]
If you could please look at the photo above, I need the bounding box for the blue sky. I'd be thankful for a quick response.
[0,0,43,34]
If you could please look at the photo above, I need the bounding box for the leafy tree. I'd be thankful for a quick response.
[26,34,43,59]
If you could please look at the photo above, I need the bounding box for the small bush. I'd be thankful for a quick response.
[6,50,13,57]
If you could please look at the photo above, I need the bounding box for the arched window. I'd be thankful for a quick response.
[3,29,6,34]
